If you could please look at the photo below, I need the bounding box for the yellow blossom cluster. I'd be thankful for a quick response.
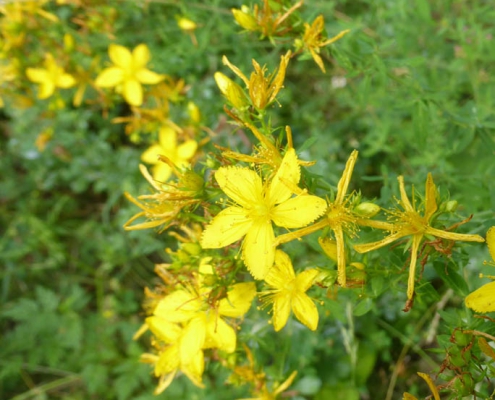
[124,48,488,395]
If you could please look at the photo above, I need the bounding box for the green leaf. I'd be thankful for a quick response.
[353,297,373,316]
[433,262,469,296]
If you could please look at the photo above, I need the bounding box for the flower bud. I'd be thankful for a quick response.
[179,170,204,193]
[177,17,197,32]
[214,72,248,109]
[445,200,458,213]
[354,202,380,218]
[231,8,258,31]
[187,101,201,123]
[318,237,338,262]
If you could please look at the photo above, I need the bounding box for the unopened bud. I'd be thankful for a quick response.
[354,202,380,218]
[214,72,248,109]
[445,200,458,213]
[180,170,204,192]
[177,17,197,32]
[319,237,338,262]
[187,101,201,123]
[231,8,258,31]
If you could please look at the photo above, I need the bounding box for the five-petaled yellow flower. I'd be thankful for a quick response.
[141,319,204,394]
[260,250,319,332]
[465,226,495,313]
[201,148,327,280]
[275,150,363,288]
[294,15,350,73]
[95,43,163,106]
[26,54,76,99]
[354,173,484,311]
[141,126,198,182]
[152,263,256,362]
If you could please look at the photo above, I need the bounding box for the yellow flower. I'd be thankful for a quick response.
[260,250,319,331]
[294,15,350,73]
[221,51,291,110]
[141,126,198,182]
[141,319,205,394]
[123,163,203,232]
[231,1,303,39]
[275,150,366,288]
[201,148,327,279]
[242,370,298,400]
[26,54,75,99]
[95,43,164,106]
[152,277,257,361]
[354,173,484,311]
[465,226,495,313]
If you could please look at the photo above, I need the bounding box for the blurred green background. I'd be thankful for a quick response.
[1,0,495,399]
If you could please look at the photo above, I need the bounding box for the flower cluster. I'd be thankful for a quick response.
[124,47,487,395]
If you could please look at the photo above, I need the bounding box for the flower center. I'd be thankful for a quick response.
[251,202,271,220]
[402,211,428,234]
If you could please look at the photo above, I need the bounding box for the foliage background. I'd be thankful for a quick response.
[1,0,495,399]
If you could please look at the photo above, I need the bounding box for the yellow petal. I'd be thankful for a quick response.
[181,316,206,363]
[354,231,408,253]
[56,73,75,88]
[272,194,327,228]
[123,79,143,106]
[222,55,249,87]
[38,81,56,99]
[335,225,347,287]
[132,44,150,69]
[204,315,236,353]
[426,227,484,243]
[487,226,495,262]
[26,68,48,83]
[201,206,252,248]
[406,235,422,301]
[215,166,263,208]
[152,162,173,183]
[154,290,201,323]
[295,269,319,292]
[272,294,291,331]
[268,148,300,205]
[268,51,290,104]
[141,144,164,164]
[398,176,414,212]
[465,281,495,312]
[157,126,177,150]
[292,292,318,330]
[274,371,298,396]
[154,370,177,395]
[155,345,180,376]
[109,43,132,68]
[95,67,124,87]
[218,282,257,317]
[177,140,198,162]
[136,68,164,84]
[335,150,358,204]
[181,350,205,388]
[266,250,295,287]
[243,221,275,280]
[417,372,441,400]
[424,173,438,221]
[145,316,181,342]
